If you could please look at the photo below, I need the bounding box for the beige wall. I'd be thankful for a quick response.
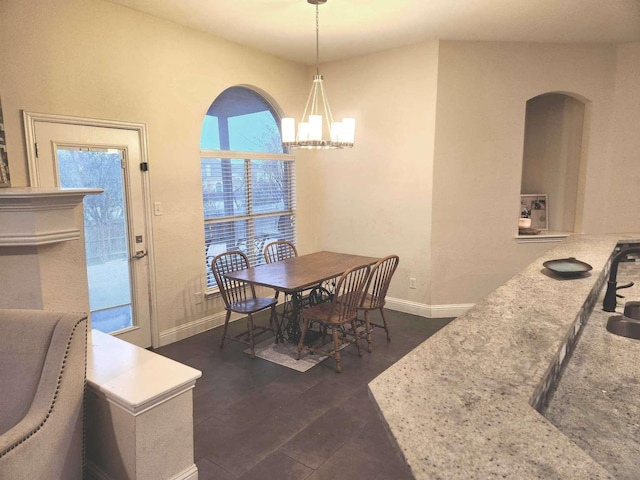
[313,42,440,306]
[0,0,311,342]
[605,43,640,233]
[431,41,621,305]
[1,0,638,340]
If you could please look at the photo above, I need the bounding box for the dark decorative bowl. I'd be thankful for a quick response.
[607,315,640,340]
[543,257,593,278]
[623,301,640,321]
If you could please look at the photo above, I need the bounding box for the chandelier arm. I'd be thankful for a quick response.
[300,80,316,121]
[310,79,320,116]
[318,80,335,130]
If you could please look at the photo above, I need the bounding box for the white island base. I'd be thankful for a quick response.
[86,330,202,480]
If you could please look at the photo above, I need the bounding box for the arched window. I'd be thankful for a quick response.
[201,86,296,289]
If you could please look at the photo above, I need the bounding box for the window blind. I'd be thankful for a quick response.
[202,152,296,289]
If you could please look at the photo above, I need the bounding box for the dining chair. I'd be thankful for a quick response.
[296,263,370,373]
[211,251,278,358]
[263,240,299,341]
[263,240,298,264]
[264,240,330,303]
[358,255,399,352]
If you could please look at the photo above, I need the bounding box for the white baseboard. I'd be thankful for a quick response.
[158,299,472,347]
[158,298,290,347]
[86,461,198,480]
[158,311,230,347]
[385,296,474,319]
[174,464,199,480]
[383,297,431,317]
[428,302,474,318]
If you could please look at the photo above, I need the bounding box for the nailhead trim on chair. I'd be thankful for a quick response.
[0,315,87,462]
[82,322,87,478]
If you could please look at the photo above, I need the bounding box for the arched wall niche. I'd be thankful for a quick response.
[520,91,590,234]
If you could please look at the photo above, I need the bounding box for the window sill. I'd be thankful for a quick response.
[205,288,221,298]
[515,231,572,244]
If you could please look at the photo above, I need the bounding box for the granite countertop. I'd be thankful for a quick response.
[544,261,640,480]
[369,234,640,479]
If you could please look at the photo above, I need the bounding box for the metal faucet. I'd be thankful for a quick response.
[602,247,640,312]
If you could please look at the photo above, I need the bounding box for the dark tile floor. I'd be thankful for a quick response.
[155,310,453,480]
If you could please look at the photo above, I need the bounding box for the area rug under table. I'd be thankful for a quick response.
[244,335,351,372]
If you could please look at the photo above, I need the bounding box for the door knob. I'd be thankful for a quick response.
[133,250,147,259]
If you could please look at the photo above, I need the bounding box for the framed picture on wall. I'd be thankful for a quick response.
[0,95,10,187]
[520,194,548,230]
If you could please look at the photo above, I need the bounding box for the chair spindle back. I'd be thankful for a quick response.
[211,251,256,308]
[329,264,370,324]
[264,240,298,264]
[363,255,399,309]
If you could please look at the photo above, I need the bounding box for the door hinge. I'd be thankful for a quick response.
[34,142,39,158]
[140,162,148,172]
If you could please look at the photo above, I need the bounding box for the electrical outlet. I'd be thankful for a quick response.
[194,291,203,305]
[409,277,417,289]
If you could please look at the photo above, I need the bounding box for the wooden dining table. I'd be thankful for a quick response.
[224,251,380,343]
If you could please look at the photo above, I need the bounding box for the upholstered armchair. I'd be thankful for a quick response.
[0,309,87,480]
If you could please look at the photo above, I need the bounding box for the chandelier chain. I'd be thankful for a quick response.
[315,3,320,74]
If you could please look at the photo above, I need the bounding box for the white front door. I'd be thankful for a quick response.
[24,114,154,348]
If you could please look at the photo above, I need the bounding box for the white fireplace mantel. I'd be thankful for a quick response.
[0,187,102,246]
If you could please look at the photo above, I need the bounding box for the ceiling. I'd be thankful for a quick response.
[108,0,640,64]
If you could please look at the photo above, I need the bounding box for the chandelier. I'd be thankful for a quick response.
[281,0,355,149]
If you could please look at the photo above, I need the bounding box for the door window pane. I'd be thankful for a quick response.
[58,148,134,334]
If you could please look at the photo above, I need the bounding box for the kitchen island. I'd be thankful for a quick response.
[369,234,639,479]
[544,259,640,479]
